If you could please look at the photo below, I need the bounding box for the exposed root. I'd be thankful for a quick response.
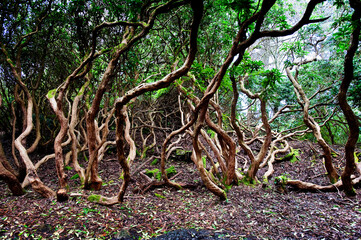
[137,171,195,194]
[87,195,120,206]
[285,176,361,192]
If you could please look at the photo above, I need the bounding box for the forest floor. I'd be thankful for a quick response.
[0,140,361,239]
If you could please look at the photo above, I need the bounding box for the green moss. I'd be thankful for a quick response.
[145,168,161,180]
[165,166,176,176]
[281,148,300,163]
[141,21,149,27]
[88,194,101,202]
[355,152,360,163]
[78,81,89,96]
[141,147,149,159]
[274,174,290,192]
[136,149,141,157]
[151,158,158,165]
[240,175,259,186]
[202,156,206,168]
[47,89,57,99]
[114,43,126,53]
[145,166,177,181]
[175,149,191,155]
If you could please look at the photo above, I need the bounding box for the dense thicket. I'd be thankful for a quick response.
[0,0,360,203]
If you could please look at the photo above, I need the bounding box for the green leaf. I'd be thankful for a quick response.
[151,158,158,165]
[154,193,166,199]
[70,173,79,180]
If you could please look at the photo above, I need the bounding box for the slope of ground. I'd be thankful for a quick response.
[0,140,360,239]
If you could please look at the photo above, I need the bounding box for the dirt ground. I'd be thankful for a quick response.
[1,140,361,239]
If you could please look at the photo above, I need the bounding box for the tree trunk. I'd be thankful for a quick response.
[84,28,135,190]
[193,107,227,200]
[84,117,103,190]
[338,0,361,196]
[286,67,339,183]
[0,142,24,196]
[115,105,131,203]
[68,82,88,183]
[15,97,55,198]
[48,94,69,201]
[83,57,120,190]
[318,138,339,183]
[0,162,24,196]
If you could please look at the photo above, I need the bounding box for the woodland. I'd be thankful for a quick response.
[0,0,361,239]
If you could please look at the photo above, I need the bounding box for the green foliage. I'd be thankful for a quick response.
[236,52,283,100]
[240,62,283,100]
[1,0,360,203]
[102,180,114,187]
[220,176,232,192]
[274,173,290,184]
[145,166,177,181]
[70,173,79,180]
[175,149,191,156]
[151,158,159,166]
[192,62,215,82]
[330,3,353,55]
[274,173,290,193]
[165,166,176,176]
[64,166,73,171]
[264,1,294,30]
[240,174,259,186]
[236,51,264,74]
[332,0,347,8]
[153,87,171,100]
[145,168,161,180]
[260,68,282,90]
[281,41,309,59]
[281,148,300,163]
[348,58,361,109]
[332,23,352,53]
[220,0,256,23]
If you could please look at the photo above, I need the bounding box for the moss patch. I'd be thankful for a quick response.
[87,194,101,202]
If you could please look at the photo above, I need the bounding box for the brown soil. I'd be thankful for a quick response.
[0,140,361,239]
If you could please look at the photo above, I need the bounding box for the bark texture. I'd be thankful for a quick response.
[338,0,361,196]
[286,66,339,183]
[0,142,24,196]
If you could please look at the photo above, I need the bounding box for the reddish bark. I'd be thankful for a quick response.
[338,0,361,196]
[0,142,24,196]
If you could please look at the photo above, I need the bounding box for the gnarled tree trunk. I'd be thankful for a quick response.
[47,90,70,201]
[286,66,339,183]
[0,141,24,196]
[338,0,361,196]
